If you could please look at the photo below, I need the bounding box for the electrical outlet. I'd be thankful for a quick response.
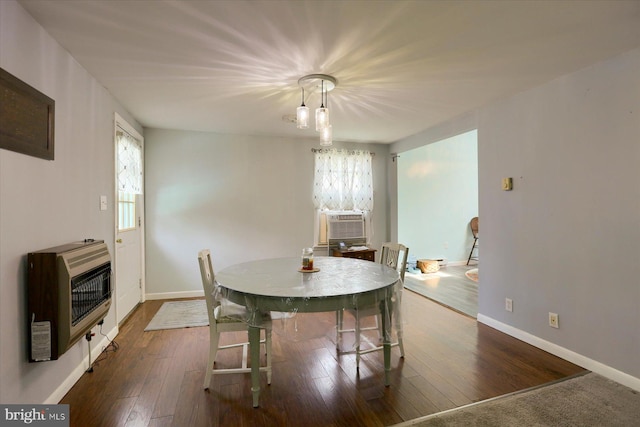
[549,312,559,328]
[505,298,513,312]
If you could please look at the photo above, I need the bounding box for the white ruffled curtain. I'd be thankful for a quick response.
[312,149,373,211]
[117,129,143,194]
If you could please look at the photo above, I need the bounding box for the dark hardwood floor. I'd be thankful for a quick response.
[61,290,585,426]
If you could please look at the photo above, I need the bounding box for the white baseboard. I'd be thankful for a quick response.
[145,290,205,300]
[477,314,640,392]
[45,324,119,404]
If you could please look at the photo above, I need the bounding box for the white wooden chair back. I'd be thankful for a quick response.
[198,249,219,327]
[379,242,409,281]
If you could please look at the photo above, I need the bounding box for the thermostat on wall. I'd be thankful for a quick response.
[501,177,513,191]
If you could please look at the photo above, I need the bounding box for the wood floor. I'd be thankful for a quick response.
[61,291,585,426]
[404,264,478,318]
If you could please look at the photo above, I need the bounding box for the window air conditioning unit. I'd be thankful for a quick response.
[327,212,366,241]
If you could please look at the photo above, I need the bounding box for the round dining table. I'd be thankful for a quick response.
[216,256,400,407]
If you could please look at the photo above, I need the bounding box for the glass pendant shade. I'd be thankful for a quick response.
[296,105,309,129]
[320,124,333,146]
[315,107,329,132]
[297,74,337,142]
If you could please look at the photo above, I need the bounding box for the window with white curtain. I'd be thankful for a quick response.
[117,129,143,194]
[313,148,374,245]
[117,128,143,231]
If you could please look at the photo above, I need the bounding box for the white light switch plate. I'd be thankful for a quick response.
[100,195,107,211]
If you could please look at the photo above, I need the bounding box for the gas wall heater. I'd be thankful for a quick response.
[27,240,112,362]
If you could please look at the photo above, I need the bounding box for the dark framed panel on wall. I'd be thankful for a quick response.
[0,67,55,160]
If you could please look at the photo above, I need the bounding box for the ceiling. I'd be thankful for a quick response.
[18,0,640,144]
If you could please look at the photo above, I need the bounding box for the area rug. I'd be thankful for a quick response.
[393,372,640,426]
[464,268,478,282]
[144,300,209,331]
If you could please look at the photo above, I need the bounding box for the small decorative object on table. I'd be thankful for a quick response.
[301,247,314,270]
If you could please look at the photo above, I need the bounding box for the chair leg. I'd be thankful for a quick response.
[336,310,344,350]
[203,329,220,389]
[467,238,477,265]
[375,314,383,342]
[266,328,272,385]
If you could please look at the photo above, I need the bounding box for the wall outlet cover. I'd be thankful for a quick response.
[505,298,513,312]
[549,312,559,328]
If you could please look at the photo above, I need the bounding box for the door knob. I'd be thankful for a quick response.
[116,239,122,243]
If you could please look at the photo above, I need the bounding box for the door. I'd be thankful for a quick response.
[115,113,145,324]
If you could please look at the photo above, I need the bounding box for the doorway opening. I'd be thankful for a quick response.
[397,130,478,317]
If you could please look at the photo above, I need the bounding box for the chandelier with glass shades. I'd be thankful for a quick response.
[296,74,337,146]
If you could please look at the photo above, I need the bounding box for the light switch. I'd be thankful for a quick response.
[100,195,108,211]
[502,177,513,191]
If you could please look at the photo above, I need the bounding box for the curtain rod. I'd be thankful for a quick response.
[311,148,375,156]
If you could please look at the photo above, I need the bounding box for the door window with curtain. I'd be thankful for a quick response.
[312,148,374,245]
[117,128,143,230]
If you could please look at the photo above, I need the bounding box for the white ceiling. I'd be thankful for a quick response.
[18,0,640,144]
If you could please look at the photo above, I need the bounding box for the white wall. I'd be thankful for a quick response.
[397,130,478,263]
[0,0,141,403]
[144,129,390,297]
[392,48,640,389]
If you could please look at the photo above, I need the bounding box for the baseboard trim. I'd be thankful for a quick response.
[45,324,119,404]
[477,314,640,392]
[145,290,205,300]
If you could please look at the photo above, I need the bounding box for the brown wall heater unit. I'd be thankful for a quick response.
[27,240,112,362]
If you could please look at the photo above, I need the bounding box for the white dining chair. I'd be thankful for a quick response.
[198,249,272,389]
[336,243,408,370]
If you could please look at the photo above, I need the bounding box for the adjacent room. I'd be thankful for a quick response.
[1,1,639,426]
[397,130,479,318]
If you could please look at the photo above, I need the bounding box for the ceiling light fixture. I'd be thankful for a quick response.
[315,79,329,132]
[296,87,309,129]
[297,74,337,145]
[320,124,332,146]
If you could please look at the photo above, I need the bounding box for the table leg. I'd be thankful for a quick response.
[380,299,391,386]
[248,325,261,407]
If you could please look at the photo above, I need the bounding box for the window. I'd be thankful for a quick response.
[313,149,373,211]
[116,127,142,232]
[313,149,373,245]
[117,129,142,194]
[118,191,136,231]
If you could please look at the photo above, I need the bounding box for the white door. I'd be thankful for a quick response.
[115,114,145,324]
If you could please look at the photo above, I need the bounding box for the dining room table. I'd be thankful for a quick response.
[215,255,401,407]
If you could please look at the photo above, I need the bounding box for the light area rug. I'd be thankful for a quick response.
[393,372,640,427]
[144,300,209,331]
[464,268,478,282]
